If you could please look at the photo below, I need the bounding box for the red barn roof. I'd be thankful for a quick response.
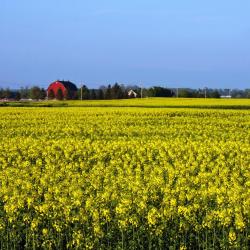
[47,80,78,99]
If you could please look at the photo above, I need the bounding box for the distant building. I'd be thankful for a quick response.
[128,89,138,98]
[47,80,78,100]
[220,95,232,98]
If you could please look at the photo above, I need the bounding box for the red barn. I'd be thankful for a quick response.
[47,80,78,100]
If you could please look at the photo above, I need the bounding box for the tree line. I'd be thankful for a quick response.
[0,84,250,100]
[0,87,47,100]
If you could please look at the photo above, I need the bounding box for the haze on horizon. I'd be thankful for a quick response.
[0,0,249,89]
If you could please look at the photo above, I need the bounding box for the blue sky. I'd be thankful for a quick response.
[0,0,249,89]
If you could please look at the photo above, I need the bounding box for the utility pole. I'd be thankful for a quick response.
[176,88,178,98]
[141,84,143,99]
[204,87,207,98]
[80,83,83,101]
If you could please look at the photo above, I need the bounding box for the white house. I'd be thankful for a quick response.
[128,90,137,98]
[220,95,232,98]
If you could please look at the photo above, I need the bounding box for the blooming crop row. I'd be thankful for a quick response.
[0,107,249,249]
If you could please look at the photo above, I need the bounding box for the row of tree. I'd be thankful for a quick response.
[0,87,46,100]
[0,84,250,100]
[49,84,250,100]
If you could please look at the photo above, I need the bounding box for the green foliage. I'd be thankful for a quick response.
[78,85,90,100]
[209,90,220,98]
[20,87,30,99]
[147,86,173,97]
[0,88,12,99]
[178,89,194,98]
[105,84,112,99]
[97,89,104,100]
[48,89,55,100]
[111,83,124,99]
[30,86,46,100]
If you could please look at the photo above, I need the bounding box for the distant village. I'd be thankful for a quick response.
[0,80,249,101]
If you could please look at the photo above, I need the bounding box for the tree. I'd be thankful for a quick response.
[97,89,104,100]
[40,88,47,99]
[90,89,97,100]
[246,89,250,98]
[56,88,64,100]
[105,85,112,99]
[30,86,43,100]
[82,85,90,99]
[20,87,30,99]
[209,90,220,98]
[178,89,193,98]
[14,91,21,100]
[1,88,12,99]
[77,85,89,100]
[147,86,173,97]
[111,83,124,99]
[0,88,4,99]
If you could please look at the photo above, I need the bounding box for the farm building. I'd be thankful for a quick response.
[128,89,138,98]
[220,95,232,98]
[47,80,78,100]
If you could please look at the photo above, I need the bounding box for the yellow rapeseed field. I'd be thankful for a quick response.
[0,103,249,249]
